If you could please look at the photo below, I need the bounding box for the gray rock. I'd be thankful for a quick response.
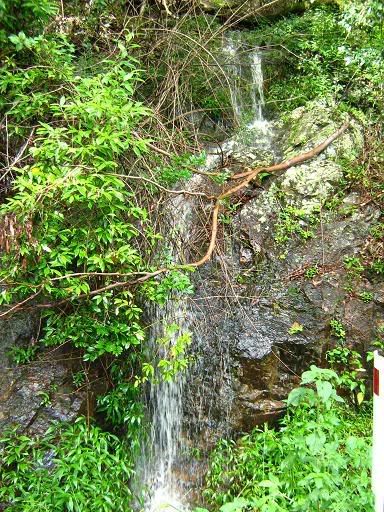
[0,313,87,436]
[0,354,87,436]
[182,101,382,448]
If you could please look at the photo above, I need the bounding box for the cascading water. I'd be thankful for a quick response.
[141,177,201,512]
[144,302,190,512]
[249,50,266,128]
[141,31,274,511]
[209,32,275,168]
[222,32,266,128]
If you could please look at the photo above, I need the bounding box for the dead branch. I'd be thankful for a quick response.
[0,128,35,183]
[190,122,350,267]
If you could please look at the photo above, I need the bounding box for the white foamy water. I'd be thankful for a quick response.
[141,177,201,512]
[147,486,185,512]
[222,32,266,128]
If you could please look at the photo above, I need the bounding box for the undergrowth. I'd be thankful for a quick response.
[0,0,196,437]
[0,418,134,511]
[202,366,373,512]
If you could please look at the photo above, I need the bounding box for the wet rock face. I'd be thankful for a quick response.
[187,205,382,442]
[184,104,383,444]
[0,361,86,436]
[0,313,87,436]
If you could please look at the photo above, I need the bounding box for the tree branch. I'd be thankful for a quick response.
[0,123,349,316]
[190,122,350,267]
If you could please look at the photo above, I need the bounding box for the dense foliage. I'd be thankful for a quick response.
[248,0,383,117]
[203,367,373,511]
[0,0,194,434]
[0,418,134,511]
[0,0,381,509]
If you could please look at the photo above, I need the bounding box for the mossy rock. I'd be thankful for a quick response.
[198,0,338,21]
[280,99,364,164]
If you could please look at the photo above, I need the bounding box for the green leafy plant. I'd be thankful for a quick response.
[344,256,365,276]
[330,319,347,341]
[326,347,366,406]
[8,346,37,365]
[305,265,319,279]
[0,34,194,388]
[371,259,384,276]
[274,206,317,246]
[37,391,52,407]
[72,370,86,388]
[370,223,384,240]
[0,0,57,52]
[135,323,192,387]
[203,366,373,511]
[288,322,304,335]
[359,291,374,303]
[97,382,143,435]
[343,255,366,293]
[367,330,384,363]
[0,418,134,511]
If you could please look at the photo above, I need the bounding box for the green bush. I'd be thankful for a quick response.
[0,418,134,511]
[0,3,194,443]
[203,366,373,511]
[247,2,383,116]
[0,0,57,50]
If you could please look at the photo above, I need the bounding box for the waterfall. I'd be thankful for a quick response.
[222,34,243,123]
[141,177,201,512]
[144,302,190,512]
[222,32,267,128]
[249,50,266,128]
[141,32,273,512]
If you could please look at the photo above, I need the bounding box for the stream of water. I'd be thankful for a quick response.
[144,302,190,512]
[222,32,266,127]
[142,32,271,512]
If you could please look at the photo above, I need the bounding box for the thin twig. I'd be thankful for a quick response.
[108,173,213,198]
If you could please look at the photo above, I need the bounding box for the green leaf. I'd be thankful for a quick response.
[287,386,315,406]
[220,498,250,512]
[305,431,326,453]
[316,380,334,403]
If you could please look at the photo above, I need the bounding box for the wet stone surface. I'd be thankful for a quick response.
[183,105,383,449]
[185,202,383,446]
[0,313,87,436]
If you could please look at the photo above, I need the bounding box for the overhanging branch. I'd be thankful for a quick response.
[0,123,349,317]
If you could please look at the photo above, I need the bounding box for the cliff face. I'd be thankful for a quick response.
[1,72,381,450]
[183,101,382,448]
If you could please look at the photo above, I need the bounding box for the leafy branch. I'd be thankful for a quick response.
[0,122,348,318]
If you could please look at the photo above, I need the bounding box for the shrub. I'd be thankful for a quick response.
[203,366,373,511]
[0,418,134,511]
